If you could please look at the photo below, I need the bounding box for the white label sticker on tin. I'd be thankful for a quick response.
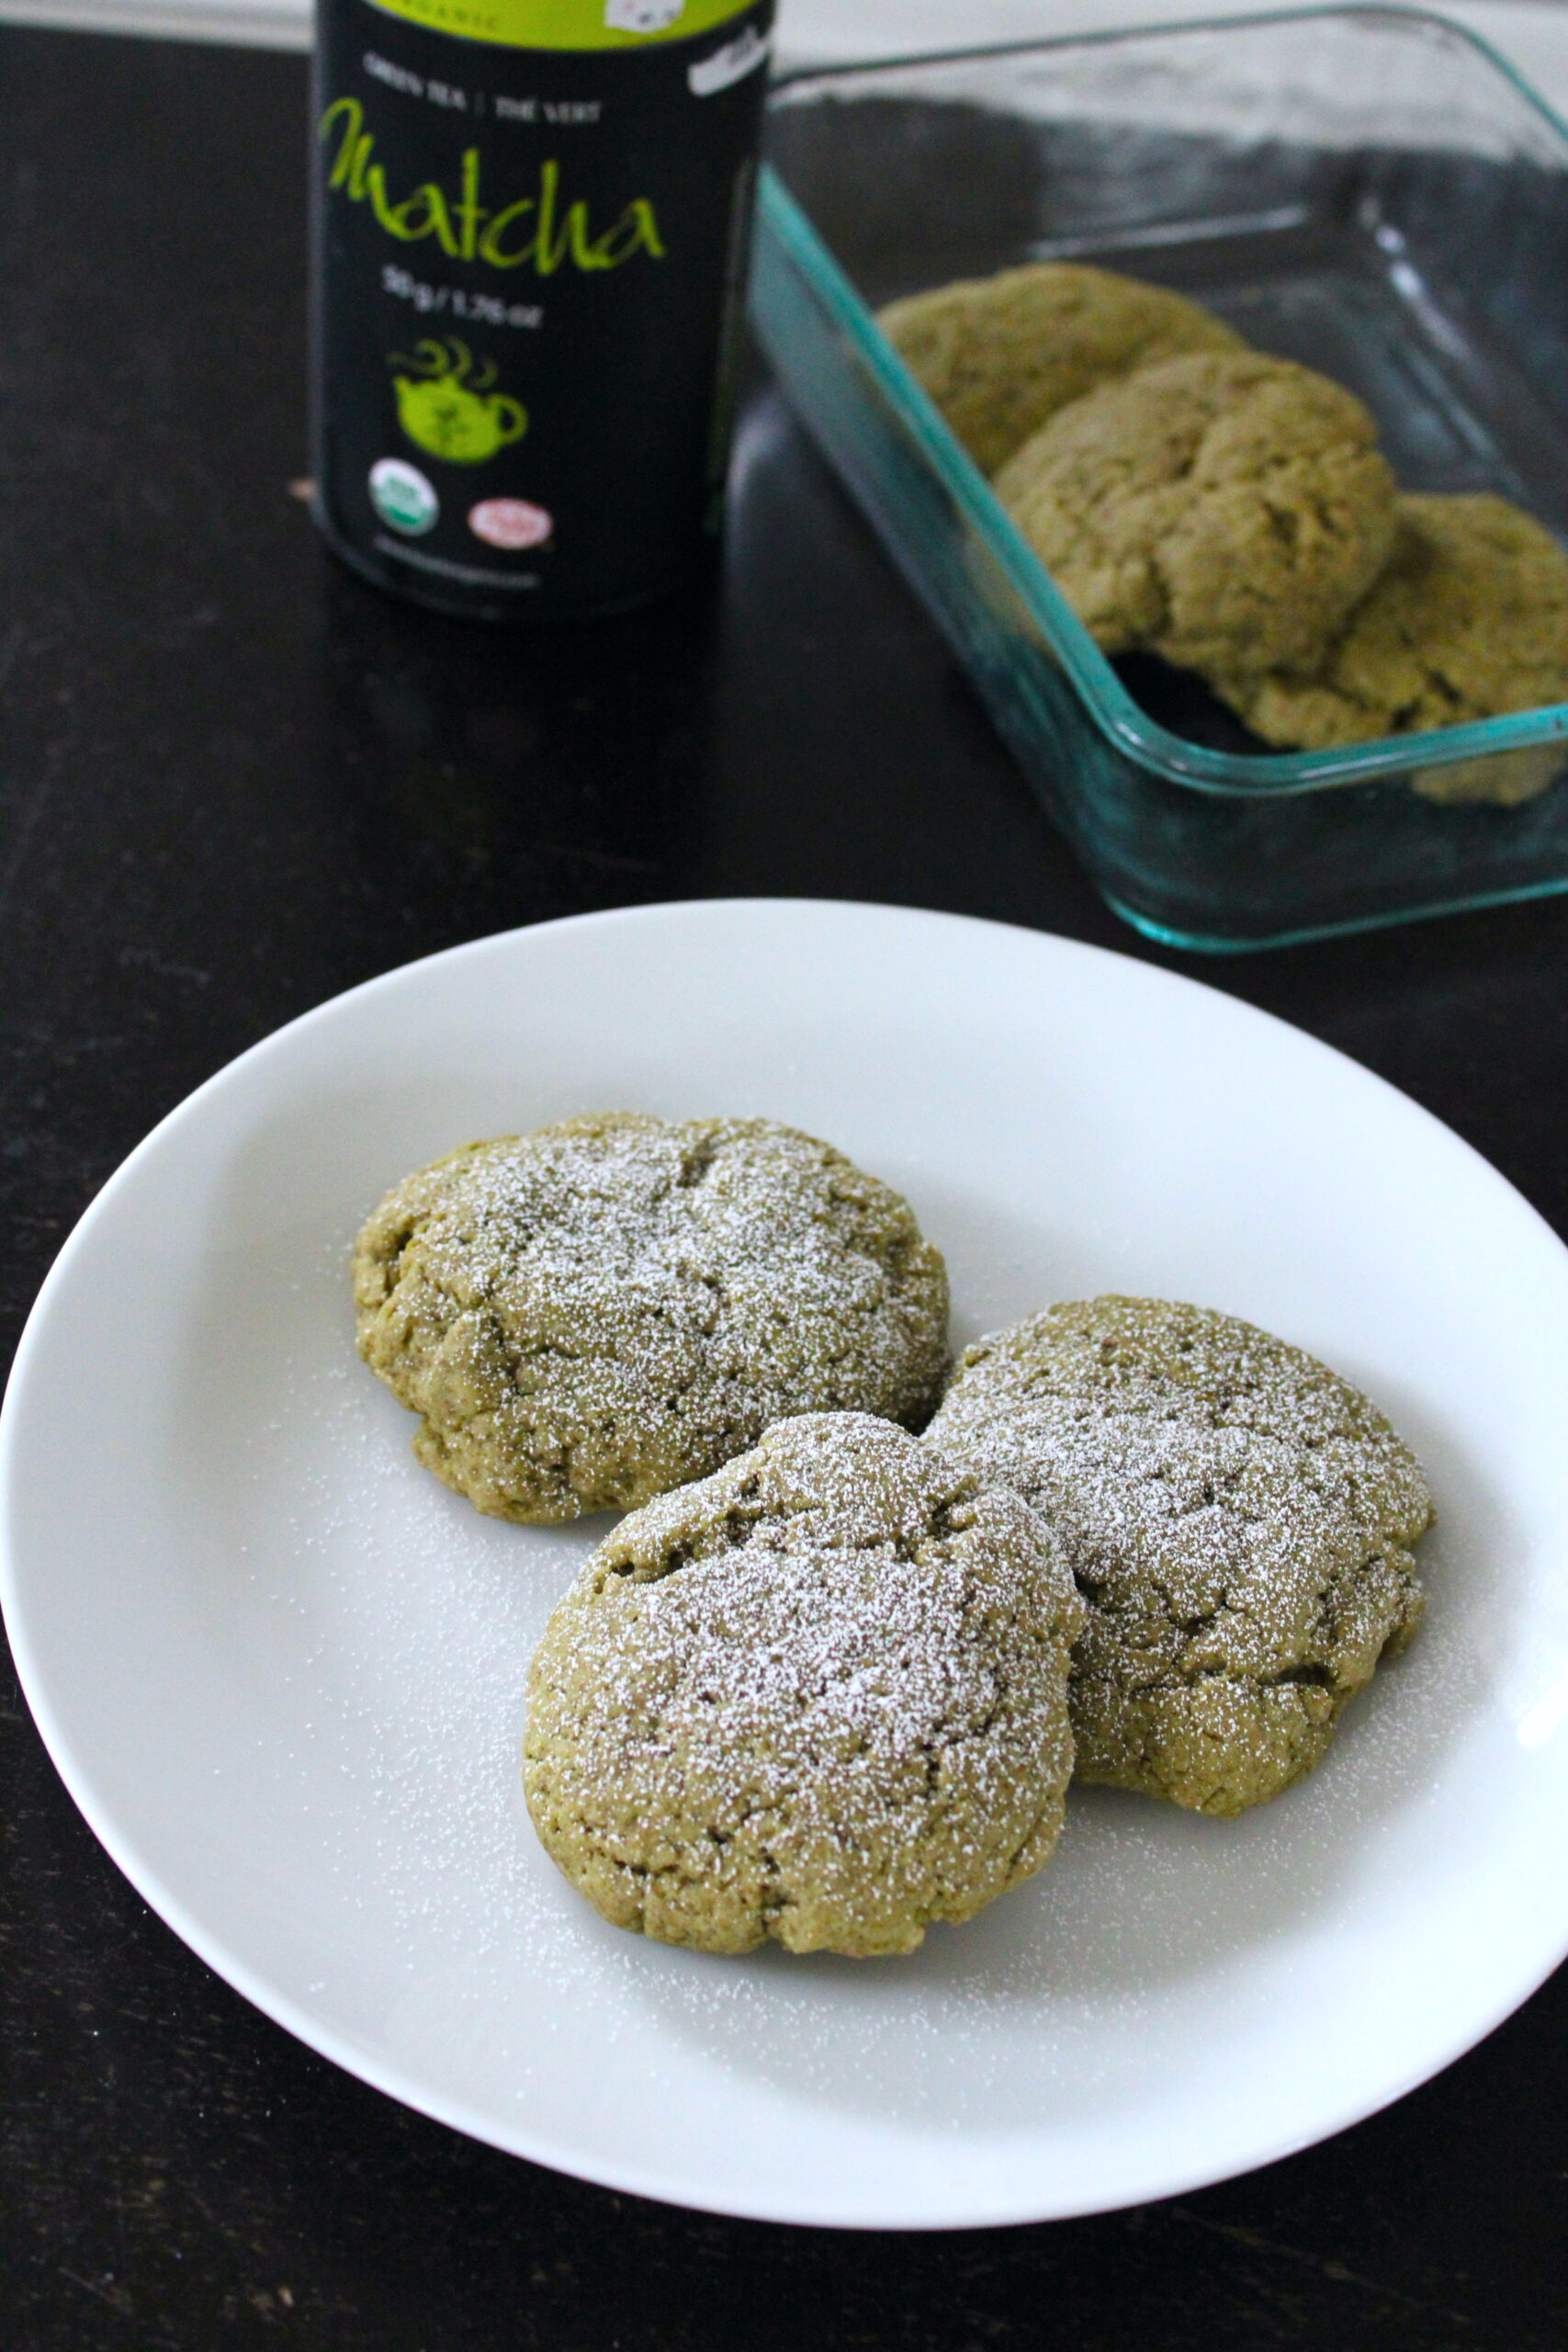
[605,0,684,31]
[689,24,771,95]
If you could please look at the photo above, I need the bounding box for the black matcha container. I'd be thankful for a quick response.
[310,0,774,619]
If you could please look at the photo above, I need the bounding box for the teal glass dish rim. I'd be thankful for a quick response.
[760,2,1568,803]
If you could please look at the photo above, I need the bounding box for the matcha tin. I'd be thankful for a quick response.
[310,0,773,618]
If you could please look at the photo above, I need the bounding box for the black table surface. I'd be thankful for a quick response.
[3,22,1567,2348]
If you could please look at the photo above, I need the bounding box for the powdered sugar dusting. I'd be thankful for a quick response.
[355,1115,949,1521]
[525,1412,1084,1956]
[927,1297,1432,1814]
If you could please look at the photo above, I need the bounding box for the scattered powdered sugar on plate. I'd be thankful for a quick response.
[183,1221,1467,2130]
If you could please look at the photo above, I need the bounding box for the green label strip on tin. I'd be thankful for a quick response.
[363,0,758,51]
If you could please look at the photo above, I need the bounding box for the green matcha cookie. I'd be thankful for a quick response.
[925,1298,1430,1818]
[355,1115,950,1524]
[876,262,1246,477]
[524,1412,1086,1956]
[1205,494,1568,800]
[993,351,1398,677]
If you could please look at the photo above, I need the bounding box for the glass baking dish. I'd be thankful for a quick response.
[751,6,1568,950]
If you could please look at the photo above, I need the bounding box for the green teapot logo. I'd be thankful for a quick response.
[388,338,527,465]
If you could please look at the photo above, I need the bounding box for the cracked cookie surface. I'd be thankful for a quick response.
[925,1298,1430,1817]
[354,1114,949,1523]
[1205,492,1568,777]
[523,1412,1086,1955]
[993,351,1397,677]
[876,261,1246,477]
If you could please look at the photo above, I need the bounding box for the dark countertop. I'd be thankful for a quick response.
[2,23,1567,2349]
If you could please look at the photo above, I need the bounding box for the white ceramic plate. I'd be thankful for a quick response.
[6,898,1568,2230]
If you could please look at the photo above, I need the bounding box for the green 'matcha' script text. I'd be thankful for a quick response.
[320,97,668,273]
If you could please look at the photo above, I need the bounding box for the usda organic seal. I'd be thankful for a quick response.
[368,458,439,537]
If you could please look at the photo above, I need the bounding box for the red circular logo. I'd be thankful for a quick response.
[468,498,553,551]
